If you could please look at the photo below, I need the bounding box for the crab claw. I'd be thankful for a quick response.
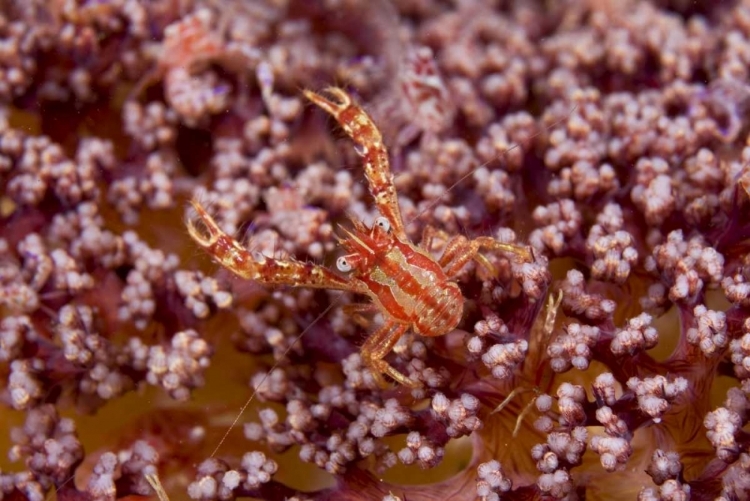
[186,199,224,248]
[303,86,352,116]
[304,86,384,157]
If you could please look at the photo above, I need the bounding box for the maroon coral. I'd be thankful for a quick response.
[1,1,750,501]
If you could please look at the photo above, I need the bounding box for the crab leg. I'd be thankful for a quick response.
[341,303,379,329]
[187,200,368,293]
[440,234,534,278]
[419,225,443,251]
[421,226,532,275]
[359,320,415,387]
[304,87,408,241]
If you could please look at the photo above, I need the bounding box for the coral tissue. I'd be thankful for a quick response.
[1,1,750,500]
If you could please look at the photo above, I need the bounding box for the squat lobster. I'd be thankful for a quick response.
[187,87,533,388]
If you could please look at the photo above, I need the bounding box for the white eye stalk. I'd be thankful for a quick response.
[337,256,353,272]
[375,217,391,233]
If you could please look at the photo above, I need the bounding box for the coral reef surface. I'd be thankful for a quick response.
[1,1,749,500]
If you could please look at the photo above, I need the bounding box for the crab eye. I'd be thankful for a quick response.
[375,217,391,233]
[337,256,352,272]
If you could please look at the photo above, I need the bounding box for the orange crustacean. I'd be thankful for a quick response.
[186,87,533,388]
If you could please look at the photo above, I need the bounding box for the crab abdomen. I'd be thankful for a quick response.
[361,240,463,337]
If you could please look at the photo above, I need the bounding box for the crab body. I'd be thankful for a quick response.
[339,219,463,338]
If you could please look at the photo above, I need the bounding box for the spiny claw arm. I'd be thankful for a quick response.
[187,200,367,293]
[304,87,408,241]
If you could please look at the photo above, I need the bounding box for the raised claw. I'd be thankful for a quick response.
[303,87,351,115]
[304,86,405,239]
[186,199,223,248]
[186,199,360,290]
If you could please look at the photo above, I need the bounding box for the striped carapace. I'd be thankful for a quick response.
[187,87,533,387]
